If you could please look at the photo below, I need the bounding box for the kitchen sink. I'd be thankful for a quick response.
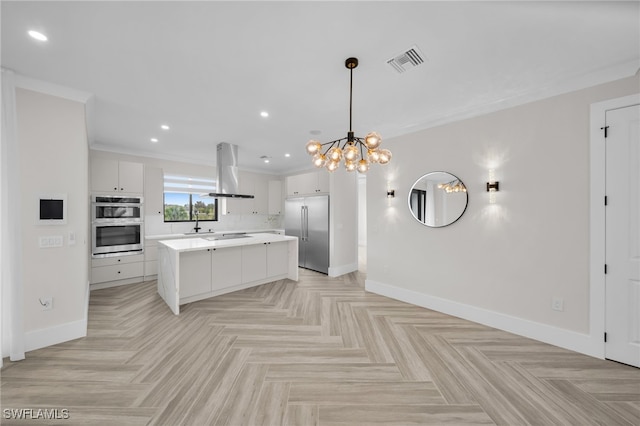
[205,234,252,241]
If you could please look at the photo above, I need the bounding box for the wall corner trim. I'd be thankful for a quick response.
[328,262,358,278]
[365,279,603,359]
[24,319,87,353]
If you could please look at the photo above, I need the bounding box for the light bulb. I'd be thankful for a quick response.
[327,146,343,162]
[306,140,322,156]
[343,144,359,161]
[364,132,382,149]
[312,153,327,168]
[377,149,392,165]
[368,149,380,163]
[357,159,370,173]
[326,160,340,172]
[345,160,357,172]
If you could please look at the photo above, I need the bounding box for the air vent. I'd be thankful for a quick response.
[387,45,426,74]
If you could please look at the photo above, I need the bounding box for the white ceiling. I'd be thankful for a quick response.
[2,1,639,175]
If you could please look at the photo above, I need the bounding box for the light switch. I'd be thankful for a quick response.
[52,235,63,247]
[39,235,63,248]
[68,231,76,246]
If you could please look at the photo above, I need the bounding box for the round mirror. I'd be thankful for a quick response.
[408,171,468,227]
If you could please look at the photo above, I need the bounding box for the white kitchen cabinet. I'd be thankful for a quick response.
[240,241,288,283]
[253,178,269,214]
[268,180,283,214]
[267,241,289,277]
[317,171,330,193]
[241,243,267,282]
[91,254,144,284]
[224,172,269,215]
[91,158,144,194]
[286,171,329,196]
[224,172,253,214]
[180,250,212,298]
[211,246,242,291]
[144,165,164,216]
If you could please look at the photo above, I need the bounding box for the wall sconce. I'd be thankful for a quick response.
[486,182,500,192]
[386,189,395,198]
[487,170,499,204]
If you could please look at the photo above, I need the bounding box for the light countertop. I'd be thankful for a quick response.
[147,229,284,241]
[158,233,296,253]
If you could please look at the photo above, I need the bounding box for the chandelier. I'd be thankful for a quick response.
[437,179,467,193]
[305,57,392,173]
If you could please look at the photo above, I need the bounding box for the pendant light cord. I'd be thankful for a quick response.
[349,67,353,133]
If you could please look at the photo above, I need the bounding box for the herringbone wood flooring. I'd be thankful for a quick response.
[2,268,639,425]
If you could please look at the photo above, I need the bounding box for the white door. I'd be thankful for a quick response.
[605,104,640,368]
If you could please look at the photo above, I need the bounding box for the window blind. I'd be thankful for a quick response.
[163,174,216,194]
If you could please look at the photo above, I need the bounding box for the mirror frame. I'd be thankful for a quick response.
[407,171,468,228]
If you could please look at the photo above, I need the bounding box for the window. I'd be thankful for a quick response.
[163,174,218,222]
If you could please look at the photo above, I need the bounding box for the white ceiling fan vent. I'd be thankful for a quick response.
[386,45,426,74]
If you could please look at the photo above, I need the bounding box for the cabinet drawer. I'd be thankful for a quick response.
[92,262,144,284]
[92,254,144,268]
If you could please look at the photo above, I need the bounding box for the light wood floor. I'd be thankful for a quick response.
[2,269,639,425]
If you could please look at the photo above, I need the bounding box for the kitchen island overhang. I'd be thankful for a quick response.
[157,233,298,314]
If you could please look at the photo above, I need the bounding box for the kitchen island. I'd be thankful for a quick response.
[157,233,298,314]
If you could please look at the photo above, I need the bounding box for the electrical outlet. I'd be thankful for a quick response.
[39,297,53,311]
[551,297,564,312]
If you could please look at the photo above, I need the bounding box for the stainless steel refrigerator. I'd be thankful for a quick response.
[285,195,329,274]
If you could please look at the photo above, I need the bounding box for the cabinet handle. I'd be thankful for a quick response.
[120,188,124,191]
[117,259,121,262]
[117,271,121,274]
[113,187,117,191]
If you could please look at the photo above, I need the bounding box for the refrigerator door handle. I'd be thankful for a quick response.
[300,206,305,241]
[303,205,308,241]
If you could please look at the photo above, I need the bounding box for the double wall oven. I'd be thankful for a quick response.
[92,195,144,257]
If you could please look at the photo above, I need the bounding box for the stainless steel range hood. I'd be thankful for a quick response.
[208,142,254,199]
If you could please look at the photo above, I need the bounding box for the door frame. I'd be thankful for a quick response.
[589,93,640,359]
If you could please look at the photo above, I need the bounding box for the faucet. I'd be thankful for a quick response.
[193,209,201,233]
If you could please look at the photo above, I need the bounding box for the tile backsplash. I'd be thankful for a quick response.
[145,213,283,236]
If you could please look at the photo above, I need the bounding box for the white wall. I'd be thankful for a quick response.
[358,176,366,246]
[16,88,89,350]
[366,74,640,355]
[329,167,358,277]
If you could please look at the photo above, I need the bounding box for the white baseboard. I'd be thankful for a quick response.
[328,262,358,278]
[25,319,87,353]
[365,279,602,359]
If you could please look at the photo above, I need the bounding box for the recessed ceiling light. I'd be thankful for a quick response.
[285,153,291,158]
[28,30,48,42]
[161,124,170,130]
[150,138,159,143]
[260,111,269,118]
[264,159,270,163]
